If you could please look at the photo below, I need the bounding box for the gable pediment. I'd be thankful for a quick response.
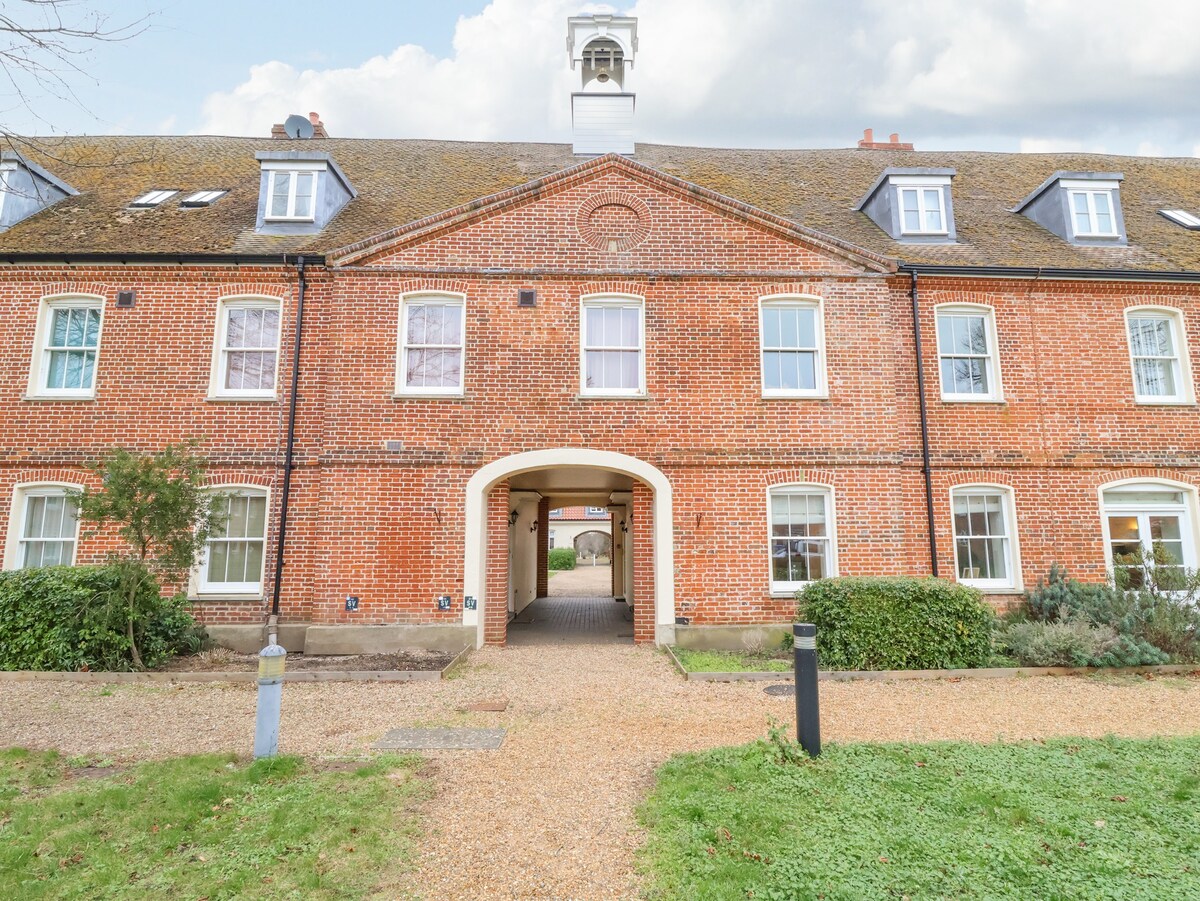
[332,154,893,275]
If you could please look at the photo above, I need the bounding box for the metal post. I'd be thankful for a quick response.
[793,623,821,757]
[254,643,287,758]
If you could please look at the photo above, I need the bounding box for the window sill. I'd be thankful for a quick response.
[23,393,96,402]
[1133,398,1196,407]
[205,394,278,403]
[263,217,316,224]
[939,396,1006,405]
[963,586,1023,595]
[392,392,466,401]
[575,393,650,401]
[761,393,830,401]
[190,592,264,603]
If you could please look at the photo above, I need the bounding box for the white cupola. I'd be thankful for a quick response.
[567,14,638,155]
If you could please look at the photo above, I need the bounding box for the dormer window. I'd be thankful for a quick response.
[898,184,947,235]
[0,151,77,232]
[1068,186,1117,237]
[1014,172,1126,246]
[266,169,317,221]
[254,152,355,235]
[129,189,178,208]
[855,168,956,243]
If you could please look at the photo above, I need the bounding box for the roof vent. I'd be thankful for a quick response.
[568,15,638,155]
[857,128,914,151]
[271,111,329,140]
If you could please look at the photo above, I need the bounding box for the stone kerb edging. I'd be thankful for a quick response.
[0,645,473,684]
[664,645,1200,683]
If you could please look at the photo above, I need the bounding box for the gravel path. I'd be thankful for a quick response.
[3,647,1200,899]
[548,563,612,596]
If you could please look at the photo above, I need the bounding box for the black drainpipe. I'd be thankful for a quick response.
[268,255,307,642]
[909,270,939,576]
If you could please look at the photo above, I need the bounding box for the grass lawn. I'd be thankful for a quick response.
[672,647,792,673]
[0,748,424,900]
[639,735,1200,900]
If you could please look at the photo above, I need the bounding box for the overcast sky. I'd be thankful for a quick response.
[7,0,1200,156]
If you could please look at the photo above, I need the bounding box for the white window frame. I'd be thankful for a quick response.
[758,295,828,398]
[27,294,105,399]
[950,484,1022,592]
[579,294,646,397]
[892,176,950,236]
[394,292,467,397]
[4,482,82,570]
[0,162,14,220]
[1063,181,1120,238]
[262,162,323,222]
[1098,478,1200,585]
[1124,306,1194,405]
[193,486,270,598]
[767,484,837,595]
[208,296,282,400]
[934,303,1003,403]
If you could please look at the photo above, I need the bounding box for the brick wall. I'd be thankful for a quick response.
[0,168,1195,639]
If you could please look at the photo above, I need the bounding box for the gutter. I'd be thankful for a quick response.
[0,252,326,266]
[267,255,308,643]
[909,270,939,577]
[897,263,1200,283]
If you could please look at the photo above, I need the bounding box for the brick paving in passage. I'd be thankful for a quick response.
[508,595,633,645]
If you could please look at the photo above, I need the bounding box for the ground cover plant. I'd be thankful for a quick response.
[639,735,1200,901]
[798,577,994,670]
[0,749,424,900]
[672,647,792,673]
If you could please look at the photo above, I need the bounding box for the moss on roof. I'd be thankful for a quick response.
[1,135,1198,271]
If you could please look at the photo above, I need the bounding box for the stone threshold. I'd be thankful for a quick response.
[664,646,1200,683]
[0,644,473,684]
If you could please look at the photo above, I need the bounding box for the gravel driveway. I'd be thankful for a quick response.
[4,647,1200,899]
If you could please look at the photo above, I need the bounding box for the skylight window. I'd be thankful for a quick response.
[1160,209,1200,230]
[181,190,227,207]
[129,189,178,208]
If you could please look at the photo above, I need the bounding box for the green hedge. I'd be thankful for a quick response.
[797,577,995,671]
[548,548,577,571]
[0,565,205,672]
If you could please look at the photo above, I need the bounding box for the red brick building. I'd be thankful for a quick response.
[1,97,1198,652]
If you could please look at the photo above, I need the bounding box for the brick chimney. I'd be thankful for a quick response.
[308,112,328,139]
[857,128,913,151]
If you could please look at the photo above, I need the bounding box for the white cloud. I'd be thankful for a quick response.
[197,0,1200,155]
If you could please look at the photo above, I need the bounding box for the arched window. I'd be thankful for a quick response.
[197,487,269,596]
[951,485,1020,590]
[210,297,281,399]
[1124,307,1193,404]
[5,483,82,569]
[768,485,836,593]
[1101,481,1198,588]
[759,296,827,398]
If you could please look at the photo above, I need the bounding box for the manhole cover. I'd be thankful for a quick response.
[372,727,506,750]
[764,684,795,697]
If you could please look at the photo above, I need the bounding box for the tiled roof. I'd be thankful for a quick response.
[549,506,610,520]
[2,135,1199,271]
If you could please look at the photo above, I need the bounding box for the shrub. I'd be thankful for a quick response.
[548,548,577,571]
[0,564,205,672]
[999,614,1120,667]
[796,577,995,671]
[1018,564,1198,664]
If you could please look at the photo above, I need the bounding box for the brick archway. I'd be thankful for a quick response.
[463,449,674,648]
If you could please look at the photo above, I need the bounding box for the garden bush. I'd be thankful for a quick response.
[548,548,577,571]
[0,564,205,671]
[796,577,995,671]
[1014,564,1198,664]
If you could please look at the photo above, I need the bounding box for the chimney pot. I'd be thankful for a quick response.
[308,112,320,125]
[863,128,874,144]
[857,127,915,151]
[889,132,900,144]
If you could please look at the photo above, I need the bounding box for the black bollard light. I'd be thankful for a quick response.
[793,623,821,757]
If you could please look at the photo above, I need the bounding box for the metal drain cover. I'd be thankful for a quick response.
[763,684,795,697]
